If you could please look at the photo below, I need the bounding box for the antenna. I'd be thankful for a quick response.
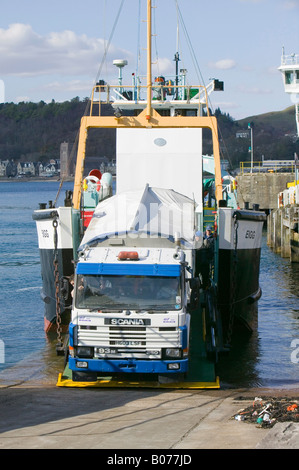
[113,59,128,89]
[175,0,180,52]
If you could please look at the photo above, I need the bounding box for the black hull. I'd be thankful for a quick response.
[39,247,74,333]
[216,207,266,343]
[217,247,261,340]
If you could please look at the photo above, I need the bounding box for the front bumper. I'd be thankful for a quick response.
[69,357,188,374]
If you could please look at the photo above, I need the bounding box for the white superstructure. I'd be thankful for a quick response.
[278,48,299,137]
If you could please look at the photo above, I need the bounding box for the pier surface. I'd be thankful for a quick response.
[0,358,298,450]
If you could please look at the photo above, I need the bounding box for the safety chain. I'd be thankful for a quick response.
[53,217,64,355]
[226,213,239,346]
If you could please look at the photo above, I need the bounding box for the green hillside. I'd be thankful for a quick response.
[238,105,296,134]
[207,105,299,169]
[0,98,116,164]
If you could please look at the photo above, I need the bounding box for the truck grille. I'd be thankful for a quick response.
[78,325,180,352]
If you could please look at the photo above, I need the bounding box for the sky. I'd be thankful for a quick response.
[0,0,298,120]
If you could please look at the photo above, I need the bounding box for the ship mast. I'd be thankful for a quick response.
[72,0,223,209]
[146,0,152,120]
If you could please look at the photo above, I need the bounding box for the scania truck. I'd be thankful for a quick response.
[67,185,210,382]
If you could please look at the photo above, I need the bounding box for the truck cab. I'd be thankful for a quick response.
[68,244,194,381]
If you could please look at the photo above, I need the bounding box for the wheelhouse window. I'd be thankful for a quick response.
[75,274,181,311]
[285,71,294,84]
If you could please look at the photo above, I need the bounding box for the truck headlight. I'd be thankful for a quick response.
[76,346,94,358]
[164,348,181,358]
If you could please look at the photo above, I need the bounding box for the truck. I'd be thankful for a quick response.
[67,185,214,383]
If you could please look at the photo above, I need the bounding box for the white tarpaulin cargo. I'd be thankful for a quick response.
[79,185,196,249]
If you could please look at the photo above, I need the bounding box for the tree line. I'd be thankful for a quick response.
[0,98,297,170]
[0,97,115,164]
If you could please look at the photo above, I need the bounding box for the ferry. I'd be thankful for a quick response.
[33,0,266,386]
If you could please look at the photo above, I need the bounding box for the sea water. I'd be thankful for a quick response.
[0,181,298,388]
[0,181,73,374]
[216,224,299,388]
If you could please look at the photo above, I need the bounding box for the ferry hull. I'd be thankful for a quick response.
[32,206,78,333]
[217,207,266,342]
[218,247,261,335]
[39,247,73,333]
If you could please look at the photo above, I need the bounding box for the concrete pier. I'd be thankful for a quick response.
[267,203,299,262]
[236,173,294,211]
[235,172,299,262]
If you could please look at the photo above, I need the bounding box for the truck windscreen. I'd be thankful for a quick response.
[75,274,181,311]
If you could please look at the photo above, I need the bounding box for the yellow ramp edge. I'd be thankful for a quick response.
[56,373,220,389]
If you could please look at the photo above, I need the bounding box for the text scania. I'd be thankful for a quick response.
[108,318,149,325]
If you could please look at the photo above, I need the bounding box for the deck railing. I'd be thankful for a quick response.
[281,53,299,66]
[89,82,211,116]
[239,161,296,175]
